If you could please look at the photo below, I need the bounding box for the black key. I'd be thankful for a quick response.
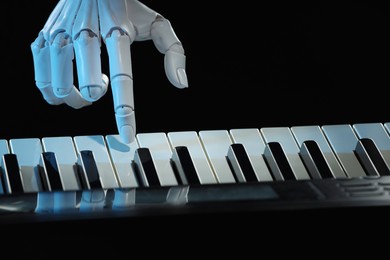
[355,138,390,176]
[300,140,334,179]
[1,154,24,194]
[264,142,296,181]
[39,152,63,191]
[134,148,161,187]
[227,143,257,183]
[172,146,200,185]
[78,150,102,189]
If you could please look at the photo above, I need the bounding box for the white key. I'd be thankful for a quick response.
[321,124,367,178]
[384,123,390,135]
[383,123,390,154]
[9,138,44,192]
[73,135,119,189]
[291,125,346,178]
[0,140,9,155]
[353,123,390,169]
[105,134,139,207]
[136,133,178,186]
[105,135,139,188]
[260,127,310,180]
[229,128,274,182]
[167,131,217,184]
[198,130,236,183]
[41,136,82,191]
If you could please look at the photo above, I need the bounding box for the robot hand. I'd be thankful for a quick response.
[31,0,188,143]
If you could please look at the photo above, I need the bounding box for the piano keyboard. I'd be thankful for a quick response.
[2,122,390,223]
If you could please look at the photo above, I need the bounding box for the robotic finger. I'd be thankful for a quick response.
[73,0,108,102]
[151,16,188,89]
[31,33,64,106]
[106,30,136,144]
[50,32,91,109]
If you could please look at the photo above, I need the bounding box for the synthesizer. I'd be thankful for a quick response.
[1,122,390,224]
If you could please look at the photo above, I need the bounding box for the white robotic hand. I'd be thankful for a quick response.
[31,0,188,143]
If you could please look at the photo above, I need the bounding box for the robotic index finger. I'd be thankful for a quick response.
[99,0,188,144]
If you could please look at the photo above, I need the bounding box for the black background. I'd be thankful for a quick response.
[1,1,390,249]
[1,1,390,140]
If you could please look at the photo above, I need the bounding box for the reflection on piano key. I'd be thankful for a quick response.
[299,140,334,179]
[9,138,44,192]
[353,123,390,172]
[321,124,367,178]
[167,131,217,184]
[261,127,310,180]
[229,129,273,182]
[198,130,236,183]
[227,143,258,182]
[73,136,119,189]
[105,134,139,188]
[136,133,178,186]
[291,125,346,178]
[79,189,106,212]
[111,188,136,209]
